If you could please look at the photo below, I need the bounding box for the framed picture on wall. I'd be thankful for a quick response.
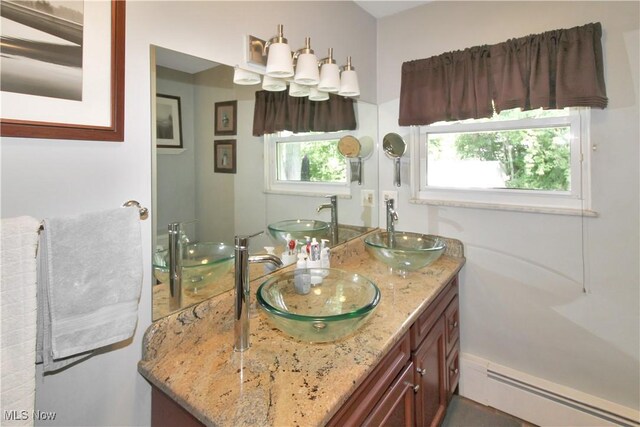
[0,0,126,141]
[214,140,236,174]
[156,94,183,148]
[214,100,237,135]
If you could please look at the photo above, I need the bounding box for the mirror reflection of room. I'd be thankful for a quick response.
[152,47,378,320]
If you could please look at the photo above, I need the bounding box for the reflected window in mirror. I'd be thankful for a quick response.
[265,131,351,196]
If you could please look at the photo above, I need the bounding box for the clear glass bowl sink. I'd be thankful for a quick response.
[364,231,446,276]
[256,268,380,343]
[267,219,330,243]
[153,242,234,295]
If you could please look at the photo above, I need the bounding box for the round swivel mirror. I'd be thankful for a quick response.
[382,133,406,187]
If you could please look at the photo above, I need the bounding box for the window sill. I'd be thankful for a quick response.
[409,198,598,217]
[265,189,352,199]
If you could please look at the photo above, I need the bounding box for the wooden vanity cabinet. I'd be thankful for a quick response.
[330,275,460,427]
[152,275,461,427]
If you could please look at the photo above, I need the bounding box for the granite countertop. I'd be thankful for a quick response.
[139,231,465,427]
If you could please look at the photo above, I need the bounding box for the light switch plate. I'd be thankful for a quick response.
[361,190,375,207]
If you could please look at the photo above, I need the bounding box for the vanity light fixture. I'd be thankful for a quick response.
[233,66,261,85]
[262,75,287,92]
[288,81,310,97]
[245,25,360,99]
[293,37,320,86]
[265,24,294,78]
[338,57,360,97]
[309,87,329,101]
[317,48,341,93]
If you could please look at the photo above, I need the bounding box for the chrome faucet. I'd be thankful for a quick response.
[234,231,283,352]
[317,195,338,245]
[385,199,399,248]
[167,222,183,311]
[167,220,196,312]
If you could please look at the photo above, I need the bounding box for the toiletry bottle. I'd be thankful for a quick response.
[321,239,330,270]
[294,254,310,294]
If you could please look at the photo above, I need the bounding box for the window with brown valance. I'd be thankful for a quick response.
[253,91,357,137]
[399,22,608,126]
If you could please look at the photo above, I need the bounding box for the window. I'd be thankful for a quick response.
[265,131,350,196]
[412,107,591,213]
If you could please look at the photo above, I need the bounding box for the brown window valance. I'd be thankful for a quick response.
[253,91,357,137]
[399,22,608,126]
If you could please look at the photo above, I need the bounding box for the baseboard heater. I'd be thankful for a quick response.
[460,354,639,427]
[487,369,639,427]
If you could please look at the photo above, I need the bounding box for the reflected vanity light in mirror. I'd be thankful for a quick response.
[233,66,261,85]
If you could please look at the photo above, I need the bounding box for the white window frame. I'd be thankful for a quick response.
[264,131,352,197]
[410,108,594,215]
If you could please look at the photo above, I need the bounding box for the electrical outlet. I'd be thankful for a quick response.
[382,190,398,205]
[361,190,374,207]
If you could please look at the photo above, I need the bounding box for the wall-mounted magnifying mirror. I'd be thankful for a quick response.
[338,135,373,185]
[383,133,406,187]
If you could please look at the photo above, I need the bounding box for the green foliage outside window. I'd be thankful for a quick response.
[277,139,346,182]
[453,127,571,191]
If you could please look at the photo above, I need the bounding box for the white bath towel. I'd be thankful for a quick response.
[36,207,143,372]
[1,216,40,426]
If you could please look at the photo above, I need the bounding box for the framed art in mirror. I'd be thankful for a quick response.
[214,140,236,174]
[214,100,237,136]
[0,0,125,141]
[156,94,183,148]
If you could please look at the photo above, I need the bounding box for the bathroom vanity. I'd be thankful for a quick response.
[138,231,465,426]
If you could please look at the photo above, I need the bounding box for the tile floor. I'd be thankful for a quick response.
[442,396,537,427]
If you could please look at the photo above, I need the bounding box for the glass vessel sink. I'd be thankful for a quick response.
[364,231,446,276]
[153,242,234,295]
[267,219,330,243]
[256,268,380,343]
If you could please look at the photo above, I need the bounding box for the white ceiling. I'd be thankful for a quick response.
[354,1,431,18]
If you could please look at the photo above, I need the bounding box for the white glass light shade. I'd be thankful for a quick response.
[338,69,360,97]
[294,53,320,86]
[266,43,294,78]
[262,75,286,92]
[288,82,310,97]
[233,67,261,85]
[308,87,329,101]
[318,62,340,93]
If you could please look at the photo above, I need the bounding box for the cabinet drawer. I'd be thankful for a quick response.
[328,333,411,427]
[363,362,415,427]
[411,276,458,351]
[444,295,459,355]
[446,342,460,400]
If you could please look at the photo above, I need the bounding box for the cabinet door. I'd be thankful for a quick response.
[414,316,447,427]
[364,362,415,427]
[328,334,411,427]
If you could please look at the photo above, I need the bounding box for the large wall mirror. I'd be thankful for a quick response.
[151,46,379,320]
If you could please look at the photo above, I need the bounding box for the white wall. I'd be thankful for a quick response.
[156,66,197,240]
[193,65,237,244]
[0,1,376,425]
[377,1,639,412]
